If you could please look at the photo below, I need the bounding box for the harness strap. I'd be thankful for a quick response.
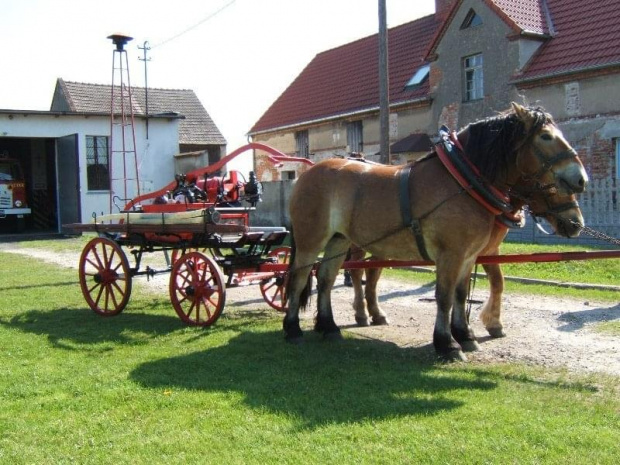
[399,166,431,261]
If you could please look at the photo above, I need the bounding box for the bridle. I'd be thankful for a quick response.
[508,138,582,229]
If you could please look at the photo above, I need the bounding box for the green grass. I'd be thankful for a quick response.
[1,246,619,463]
[382,242,619,302]
[500,242,620,286]
[594,321,620,337]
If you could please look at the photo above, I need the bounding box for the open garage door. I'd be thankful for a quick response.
[56,134,80,233]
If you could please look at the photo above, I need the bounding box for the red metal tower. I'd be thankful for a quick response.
[108,33,140,214]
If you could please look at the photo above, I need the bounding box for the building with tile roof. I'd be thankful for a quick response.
[248,0,620,241]
[0,78,226,235]
[52,78,226,153]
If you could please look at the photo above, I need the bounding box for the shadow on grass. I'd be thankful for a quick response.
[557,303,620,332]
[0,307,188,349]
[129,329,498,428]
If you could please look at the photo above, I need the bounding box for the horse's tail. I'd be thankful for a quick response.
[284,232,312,311]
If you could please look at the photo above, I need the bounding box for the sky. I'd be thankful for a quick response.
[1,0,436,173]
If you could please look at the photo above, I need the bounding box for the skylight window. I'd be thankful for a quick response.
[404,64,430,90]
[461,9,482,29]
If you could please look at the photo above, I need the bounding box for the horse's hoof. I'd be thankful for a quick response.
[487,327,506,338]
[355,316,370,327]
[323,330,343,342]
[459,340,480,352]
[371,316,389,326]
[441,350,467,362]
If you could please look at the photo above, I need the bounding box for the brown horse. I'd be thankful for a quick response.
[284,103,588,361]
[347,185,583,337]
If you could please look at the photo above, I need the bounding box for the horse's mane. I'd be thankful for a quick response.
[461,106,554,183]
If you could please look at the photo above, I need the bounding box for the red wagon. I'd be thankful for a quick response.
[67,143,295,326]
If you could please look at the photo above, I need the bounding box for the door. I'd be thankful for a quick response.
[56,134,80,233]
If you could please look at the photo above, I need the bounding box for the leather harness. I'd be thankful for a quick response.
[398,127,524,261]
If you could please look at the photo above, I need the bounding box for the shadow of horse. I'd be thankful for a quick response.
[557,303,620,332]
[129,330,497,428]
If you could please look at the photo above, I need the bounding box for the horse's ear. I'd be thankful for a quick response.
[511,102,533,131]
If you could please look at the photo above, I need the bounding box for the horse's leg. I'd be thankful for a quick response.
[479,263,506,338]
[315,235,350,340]
[351,267,369,326]
[348,247,370,326]
[364,267,389,326]
[283,250,317,344]
[451,268,480,352]
[433,257,473,361]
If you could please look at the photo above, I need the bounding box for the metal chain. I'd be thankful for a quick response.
[574,222,620,247]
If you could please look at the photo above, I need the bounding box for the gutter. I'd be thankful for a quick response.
[512,61,620,85]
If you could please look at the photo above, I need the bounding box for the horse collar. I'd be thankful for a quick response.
[398,166,432,261]
[435,127,524,229]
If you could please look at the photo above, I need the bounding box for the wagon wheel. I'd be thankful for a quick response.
[170,247,223,264]
[79,237,132,316]
[169,251,226,326]
[259,246,291,312]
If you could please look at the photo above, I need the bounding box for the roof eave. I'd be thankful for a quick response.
[248,97,432,137]
[512,61,620,86]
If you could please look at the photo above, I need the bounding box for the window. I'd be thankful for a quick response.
[86,135,110,190]
[463,54,483,101]
[404,64,430,91]
[347,120,363,153]
[461,9,482,29]
[616,139,620,178]
[281,170,296,180]
[295,130,309,158]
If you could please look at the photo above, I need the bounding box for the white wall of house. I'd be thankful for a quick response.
[0,112,179,224]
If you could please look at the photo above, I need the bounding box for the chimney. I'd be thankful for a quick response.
[435,0,458,22]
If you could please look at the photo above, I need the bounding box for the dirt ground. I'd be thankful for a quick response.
[3,244,619,377]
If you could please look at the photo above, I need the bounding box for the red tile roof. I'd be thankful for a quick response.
[515,0,620,82]
[491,0,550,35]
[52,79,226,145]
[250,14,441,134]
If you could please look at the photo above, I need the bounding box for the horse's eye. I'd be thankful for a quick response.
[541,133,553,141]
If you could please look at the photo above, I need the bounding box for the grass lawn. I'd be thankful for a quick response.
[0,242,619,464]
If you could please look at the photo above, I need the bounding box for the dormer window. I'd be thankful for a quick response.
[404,64,430,90]
[461,9,482,29]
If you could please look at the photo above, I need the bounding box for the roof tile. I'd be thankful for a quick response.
[516,0,620,80]
[52,79,226,145]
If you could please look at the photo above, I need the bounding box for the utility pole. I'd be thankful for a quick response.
[138,41,151,139]
[378,0,390,165]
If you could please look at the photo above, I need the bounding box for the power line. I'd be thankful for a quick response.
[151,0,236,48]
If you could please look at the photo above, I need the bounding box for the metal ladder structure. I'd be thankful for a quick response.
[108,33,140,214]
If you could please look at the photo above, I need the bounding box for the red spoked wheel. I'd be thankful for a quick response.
[79,237,132,316]
[259,246,291,312]
[170,247,222,265]
[169,251,226,326]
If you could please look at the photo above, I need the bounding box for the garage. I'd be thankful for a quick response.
[0,131,78,235]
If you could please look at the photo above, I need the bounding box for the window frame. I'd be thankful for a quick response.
[404,64,430,91]
[295,130,309,158]
[346,120,363,153]
[463,53,484,102]
[461,9,483,29]
[616,138,620,179]
[86,135,110,191]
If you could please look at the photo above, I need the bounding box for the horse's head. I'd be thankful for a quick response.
[517,186,584,238]
[511,103,588,195]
